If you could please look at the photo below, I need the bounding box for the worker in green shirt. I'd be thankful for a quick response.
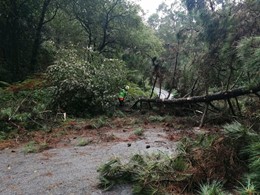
[118,85,129,107]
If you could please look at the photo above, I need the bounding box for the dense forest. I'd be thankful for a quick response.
[0,0,259,194]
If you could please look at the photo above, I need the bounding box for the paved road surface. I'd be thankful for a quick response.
[154,87,173,100]
[0,128,177,195]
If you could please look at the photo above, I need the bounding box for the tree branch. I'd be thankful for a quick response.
[132,84,260,109]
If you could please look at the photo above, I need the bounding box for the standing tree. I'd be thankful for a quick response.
[30,0,59,73]
[0,0,59,82]
[70,0,142,54]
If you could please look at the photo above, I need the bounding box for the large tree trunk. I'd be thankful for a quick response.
[10,0,20,82]
[132,84,260,108]
[30,0,52,73]
[167,40,179,99]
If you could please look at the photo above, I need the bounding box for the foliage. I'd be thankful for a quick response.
[98,128,251,194]
[147,0,260,100]
[98,153,191,194]
[47,9,87,48]
[126,81,151,104]
[23,141,39,153]
[223,121,253,139]
[236,36,260,86]
[223,121,258,157]
[240,142,260,192]
[147,115,167,123]
[0,77,54,135]
[0,131,8,141]
[0,0,58,81]
[237,178,258,195]
[47,48,127,116]
[23,141,49,153]
[0,0,163,85]
[76,138,92,147]
[133,128,144,136]
[68,0,164,64]
[222,121,260,193]
[198,180,226,195]
[90,116,110,129]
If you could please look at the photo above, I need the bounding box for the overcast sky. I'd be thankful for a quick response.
[134,0,171,16]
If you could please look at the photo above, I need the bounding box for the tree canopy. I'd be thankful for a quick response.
[143,0,260,103]
[0,0,259,115]
[0,0,163,82]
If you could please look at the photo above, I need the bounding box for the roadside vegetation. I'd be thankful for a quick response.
[0,0,259,194]
[98,122,260,194]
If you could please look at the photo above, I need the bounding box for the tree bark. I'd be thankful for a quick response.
[150,76,158,98]
[30,0,52,73]
[200,103,209,127]
[167,41,179,99]
[10,0,20,81]
[132,84,260,109]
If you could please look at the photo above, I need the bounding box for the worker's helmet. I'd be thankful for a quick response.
[125,85,129,90]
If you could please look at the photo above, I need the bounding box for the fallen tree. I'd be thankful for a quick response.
[132,84,260,126]
[132,84,260,107]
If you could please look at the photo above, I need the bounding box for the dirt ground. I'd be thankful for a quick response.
[0,116,185,195]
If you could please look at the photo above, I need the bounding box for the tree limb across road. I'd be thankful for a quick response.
[132,84,260,109]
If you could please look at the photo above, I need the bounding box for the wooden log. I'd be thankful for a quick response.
[132,84,260,109]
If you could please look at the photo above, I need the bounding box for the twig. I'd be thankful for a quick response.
[9,94,30,121]
[254,92,260,99]
[200,103,209,128]
[227,98,236,116]
[28,117,44,128]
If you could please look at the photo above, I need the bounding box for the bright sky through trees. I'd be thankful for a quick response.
[134,0,171,16]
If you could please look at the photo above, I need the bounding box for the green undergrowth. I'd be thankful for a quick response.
[76,138,93,146]
[133,127,144,136]
[23,141,49,154]
[0,76,57,139]
[198,181,226,195]
[98,121,260,194]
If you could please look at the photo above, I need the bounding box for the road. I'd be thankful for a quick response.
[0,128,177,195]
[154,87,173,100]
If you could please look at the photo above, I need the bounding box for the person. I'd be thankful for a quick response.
[118,85,129,107]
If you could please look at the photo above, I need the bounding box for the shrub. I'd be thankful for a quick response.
[198,181,226,195]
[0,79,54,134]
[237,178,258,195]
[76,138,92,146]
[23,141,49,153]
[90,116,110,129]
[133,127,144,136]
[47,49,127,116]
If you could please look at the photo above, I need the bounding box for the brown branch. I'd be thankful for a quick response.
[200,103,209,127]
[150,76,158,98]
[43,5,59,25]
[235,97,241,116]
[227,98,236,116]
[254,92,260,99]
[132,84,260,109]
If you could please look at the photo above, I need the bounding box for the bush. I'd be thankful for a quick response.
[47,49,127,116]
[0,78,54,134]
[198,181,226,195]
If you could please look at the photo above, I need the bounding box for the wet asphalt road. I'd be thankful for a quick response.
[0,129,177,195]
